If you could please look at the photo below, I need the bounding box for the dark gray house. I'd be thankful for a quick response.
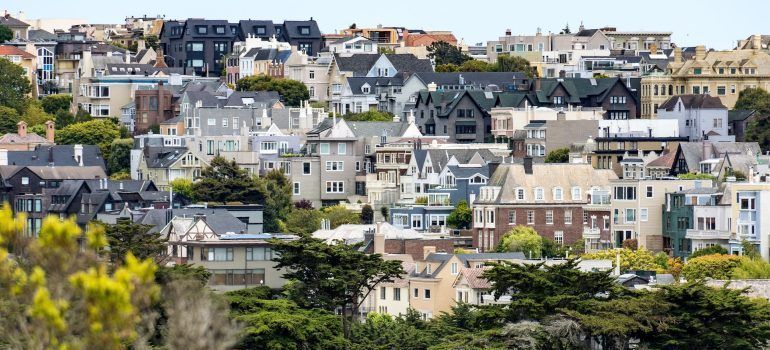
[412,90,498,143]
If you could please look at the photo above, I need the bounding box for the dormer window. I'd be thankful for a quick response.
[516,188,525,200]
[214,26,225,34]
[196,26,208,35]
[255,26,266,35]
[362,85,371,94]
[534,188,544,201]
[553,187,563,201]
[299,26,310,35]
[553,96,563,105]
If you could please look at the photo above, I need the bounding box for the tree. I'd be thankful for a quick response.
[283,208,323,235]
[732,257,770,279]
[170,178,196,202]
[582,248,666,272]
[677,172,717,180]
[459,59,494,72]
[495,54,537,77]
[56,119,121,151]
[258,169,293,233]
[294,199,314,210]
[342,110,394,121]
[735,87,770,150]
[0,57,32,113]
[235,75,309,107]
[380,206,389,221]
[192,156,262,204]
[427,40,471,66]
[447,200,472,229]
[689,245,728,259]
[107,138,133,175]
[544,147,570,163]
[560,23,572,34]
[321,205,361,229]
[103,219,165,265]
[271,235,404,338]
[682,254,741,280]
[143,35,160,50]
[41,94,73,114]
[361,204,374,224]
[0,25,12,43]
[0,106,21,134]
[742,239,760,259]
[497,226,543,258]
[435,63,459,72]
[22,101,53,127]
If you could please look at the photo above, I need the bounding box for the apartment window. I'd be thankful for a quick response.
[731,85,737,94]
[692,86,701,94]
[222,118,228,128]
[545,210,554,225]
[584,212,589,225]
[309,70,315,80]
[564,210,572,225]
[553,187,563,201]
[411,215,423,229]
[393,288,401,301]
[495,44,503,52]
[414,288,419,298]
[614,186,637,200]
[201,247,233,261]
[717,86,726,96]
[625,209,636,223]
[319,143,330,155]
[508,211,516,225]
[646,186,653,198]
[451,262,458,275]
[207,118,216,126]
[640,208,649,222]
[534,188,544,201]
[554,231,564,245]
[527,210,535,225]
[713,118,723,128]
[380,287,387,300]
[293,182,300,195]
[693,68,702,75]
[571,187,581,200]
[21,177,29,185]
[302,162,311,175]
[424,289,431,299]
[516,188,525,200]
[553,96,563,105]
[326,181,344,193]
[338,143,347,155]
[325,161,344,171]
[245,247,272,261]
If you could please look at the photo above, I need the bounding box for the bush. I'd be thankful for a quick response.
[621,238,638,250]
[582,248,665,273]
[689,245,728,259]
[732,257,770,279]
[497,226,543,258]
[682,254,741,280]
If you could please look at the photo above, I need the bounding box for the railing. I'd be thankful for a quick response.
[583,227,601,239]
[685,229,732,240]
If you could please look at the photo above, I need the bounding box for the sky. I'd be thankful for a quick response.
[2,0,766,50]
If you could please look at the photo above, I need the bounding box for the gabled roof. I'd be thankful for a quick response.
[334,54,381,76]
[347,121,411,138]
[676,142,761,172]
[728,109,756,122]
[0,45,35,59]
[486,163,618,204]
[383,54,433,73]
[346,76,404,94]
[0,166,106,181]
[0,132,51,145]
[27,29,57,41]
[142,147,189,169]
[6,145,105,168]
[0,15,29,27]
[455,267,492,289]
[659,94,726,111]
[446,164,489,179]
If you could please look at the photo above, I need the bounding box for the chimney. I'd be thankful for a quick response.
[0,149,7,166]
[423,246,436,260]
[753,34,763,50]
[45,120,55,143]
[137,38,146,51]
[523,156,533,174]
[557,111,566,121]
[505,28,512,36]
[427,82,437,92]
[374,222,385,254]
[74,144,84,166]
[154,47,168,68]
[695,45,706,61]
[673,47,682,62]
[17,121,27,138]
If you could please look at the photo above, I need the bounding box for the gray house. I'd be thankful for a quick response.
[412,90,498,143]
[657,95,733,142]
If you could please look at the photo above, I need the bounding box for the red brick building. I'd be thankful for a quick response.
[134,82,175,134]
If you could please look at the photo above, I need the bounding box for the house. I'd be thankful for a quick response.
[452,267,493,306]
[412,90,497,143]
[0,45,37,97]
[670,142,761,177]
[338,76,404,114]
[360,256,414,317]
[327,36,378,56]
[0,121,55,151]
[473,159,618,252]
[663,187,724,258]
[0,12,30,40]
[284,51,334,102]
[239,20,322,56]
[491,104,603,142]
[238,48,291,78]
[1,144,106,169]
[134,146,208,190]
[132,82,176,134]
[6,29,59,96]
[657,94,733,142]
[728,110,758,142]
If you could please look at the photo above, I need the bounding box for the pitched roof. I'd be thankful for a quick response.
[346,121,410,137]
[0,15,29,27]
[0,166,106,180]
[142,147,189,168]
[27,29,57,41]
[346,76,404,94]
[457,267,492,289]
[659,94,726,111]
[334,54,381,75]
[6,145,105,168]
[728,109,756,122]
[383,54,433,73]
[0,45,35,59]
[0,132,51,145]
[486,163,618,204]
[446,164,489,179]
[411,72,527,90]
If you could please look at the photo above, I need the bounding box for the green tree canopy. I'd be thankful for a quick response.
[321,205,361,229]
[447,200,472,229]
[682,254,741,280]
[427,41,472,66]
[55,118,121,150]
[688,245,728,259]
[0,106,21,134]
[735,87,770,150]
[170,178,196,202]
[435,63,460,73]
[342,110,394,121]
[235,75,309,107]
[0,57,32,113]
[361,204,374,224]
[544,147,570,163]
[258,169,293,233]
[107,138,133,175]
[103,219,165,265]
[41,94,73,114]
[495,54,538,77]
[192,156,262,204]
[0,25,13,43]
[282,208,323,236]
[497,225,543,258]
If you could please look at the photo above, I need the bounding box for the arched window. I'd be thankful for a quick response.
[668,85,673,96]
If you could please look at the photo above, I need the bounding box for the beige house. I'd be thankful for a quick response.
[641,41,770,118]
[135,147,208,190]
[610,178,713,251]
[284,50,332,102]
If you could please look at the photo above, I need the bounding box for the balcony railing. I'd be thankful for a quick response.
[583,227,601,239]
[685,229,732,240]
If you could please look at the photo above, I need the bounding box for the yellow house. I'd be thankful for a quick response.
[0,45,37,98]
[641,40,770,118]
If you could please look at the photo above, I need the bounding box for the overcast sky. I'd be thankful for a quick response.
[3,0,765,49]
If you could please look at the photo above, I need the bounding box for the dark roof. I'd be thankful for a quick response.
[6,145,106,169]
[384,54,433,74]
[446,164,489,179]
[224,91,281,108]
[143,147,189,168]
[334,54,381,76]
[411,72,527,90]
[27,29,58,41]
[728,109,757,122]
[575,29,599,37]
[105,63,185,76]
[659,94,726,111]
[0,15,29,27]
[346,76,404,94]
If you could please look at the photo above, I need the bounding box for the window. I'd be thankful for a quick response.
[527,210,535,224]
[516,188,525,200]
[260,141,276,151]
[692,86,701,94]
[546,210,554,225]
[207,118,216,126]
[222,118,228,128]
[646,186,653,198]
[554,231,564,245]
[302,162,311,175]
[451,262,458,275]
[414,288,419,298]
[717,86,726,96]
[393,288,401,301]
[625,209,636,223]
[424,289,431,299]
[411,215,423,229]
[21,177,29,185]
[553,187,563,201]
[380,287,386,300]
[508,211,516,225]
[571,187,581,200]
[299,26,311,35]
[553,96,563,104]
[455,125,476,134]
[338,143,347,155]
[534,188,544,201]
[693,68,702,75]
[245,247,272,261]
[640,208,649,222]
[713,118,723,128]
[564,210,572,224]
[326,181,344,193]
[584,212,589,225]
[355,161,361,172]
[319,143,330,155]
[293,182,300,195]
[201,247,233,261]
[614,186,637,200]
[325,161,344,171]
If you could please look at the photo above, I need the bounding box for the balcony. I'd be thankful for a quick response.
[685,229,732,241]
[583,227,601,240]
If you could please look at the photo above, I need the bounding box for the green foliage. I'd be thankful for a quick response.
[22,101,53,127]
[682,254,741,280]
[689,245,728,259]
[41,94,73,114]
[192,156,262,204]
[0,106,21,134]
[0,57,32,114]
[169,178,195,202]
[0,25,12,43]
[427,40,471,66]
[321,205,361,229]
[342,110,394,121]
[56,119,121,152]
[380,206,389,221]
[361,204,374,224]
[351,312,438,350]
[582,248,665,273]
[155,264,211,287]
[742,239,760,259]
[103,219,164,265]
[621,238,639,250]
[495,54,537,77]
[459,59,495,72]
[143,35,159,50]
[677,172,717,180]
[109,171,131,180]
[446,200,472,229]
[107,138,133,175]
[732,257,770,279]
[497,226,543,258]
[282,208,323,235]
[259,169,293,233]
[235,75,309,107]
[737,88,770,151]
[435,63,459,72]
[544,147,570,163]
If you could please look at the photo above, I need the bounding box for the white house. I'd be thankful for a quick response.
[656,94,733,142]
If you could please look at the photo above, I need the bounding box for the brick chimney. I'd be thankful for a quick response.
[673,47,682,62]
[423,246,436,260]
[374,222,385,254]
[695,45,706,61]
[17,121,27,138]
[45,120,55,143]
